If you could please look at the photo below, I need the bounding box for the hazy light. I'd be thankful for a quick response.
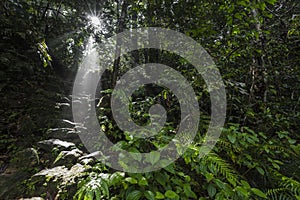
[83,36,97,56]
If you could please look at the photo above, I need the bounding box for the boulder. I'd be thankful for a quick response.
[78,151,100,166]
[47,128,81,144]
[30,163,89,198]
[53,148,83,168]
[37,139,75,152]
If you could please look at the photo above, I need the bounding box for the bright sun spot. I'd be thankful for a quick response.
[89,15,101,27]
[86,14,108,34]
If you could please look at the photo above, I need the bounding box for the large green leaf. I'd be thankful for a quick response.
[144,190,155,200]
[145,151,160,165]
[126,190,142,200]
[207,184,217,197]
[165,190,179,199]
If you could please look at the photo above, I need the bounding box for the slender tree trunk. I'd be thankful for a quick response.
[111,0,128,88]
[249,8,268,104]
[244,8,268,125]
[131,7,139,66]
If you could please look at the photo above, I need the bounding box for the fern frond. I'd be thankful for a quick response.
[268,169,300,199]
[217,138,242,153]
[202,152,239,186]
[74,173,110,200]
[262,144,298,157]
[281,176,300,195]
[267,188,295,200]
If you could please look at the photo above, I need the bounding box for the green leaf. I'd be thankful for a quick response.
[146,151,160,165]
[240,180,251,189]
[256,167,265,175]
[53,151,64,164]
[266,0,277,5]
[101,181,109,197]
[138,177,148,186]
[84,190,93,200]
[163,90,167,99]
[236,186,248,196]
[237,1,248,6]
[164,163,175,174]
[271,162,280,170]
[265,12,273,18]
[183,184,197,198]
[227,134,236,144]
[155,172,169,186]
[165,190,179,199]
[95,189,101,200]
[234,13,243,20]
[288,139,296,144]
[110,172,125,185]
[125,177,138,184]
[144,190,155,200]
[126,190,142,200]
[207,184,217,197]
[214,179,225,189]
[205,173,214,182]
[130,151,142,162]
[251,188,267,198]
[155,192,165,199]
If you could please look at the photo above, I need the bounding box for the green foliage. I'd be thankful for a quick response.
[82,1,299,199]
[74,172,110,200]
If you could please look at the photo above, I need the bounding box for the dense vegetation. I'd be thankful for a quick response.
[0,0,299,199]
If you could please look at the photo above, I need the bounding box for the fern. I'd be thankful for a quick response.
[281,176,300,195]
[74,173,110,200]
[262,144,298,158]
[266,169,300,199]
[202,152,239,186]
[267,188,294,200]
[217,138,242,153]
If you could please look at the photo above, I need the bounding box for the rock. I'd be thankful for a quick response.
[66,163,89,184]
[37,139,75,152]
[30,166,69,198]
[53,148,83,168]
[47,128,81,144]
[31,164,89,198]
[34,166,69,180]
[79,157,94,165]
[78,151,101,165]
[18,197,44,200]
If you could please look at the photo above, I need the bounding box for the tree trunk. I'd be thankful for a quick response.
[111,0,128,88]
